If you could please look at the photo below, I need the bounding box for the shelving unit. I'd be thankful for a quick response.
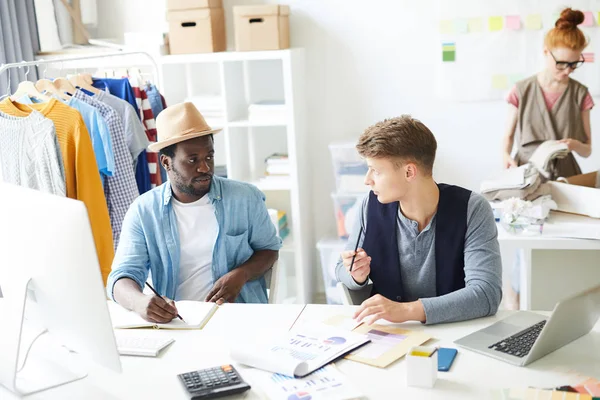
[159,49,312,304]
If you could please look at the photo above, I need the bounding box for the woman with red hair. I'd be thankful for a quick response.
[502,8,593,179]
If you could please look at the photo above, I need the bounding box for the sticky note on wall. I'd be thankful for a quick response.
[489,16,504,31]
[582,11,594,26]
[583,52,595,62]
[453,18,468,33]
[508,74,524,85]
[525,14,542,30]
[442,42,456,62]
[468,17,483,32]
[505,15,521,30]
[492,74,508,89]
[439,20,454,34]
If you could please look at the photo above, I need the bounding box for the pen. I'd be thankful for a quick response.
[145,282,185,322]
[349,226,363,272]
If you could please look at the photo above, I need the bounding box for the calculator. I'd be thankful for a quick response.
[178,364,251,399]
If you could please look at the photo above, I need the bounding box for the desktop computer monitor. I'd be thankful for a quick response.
[0,183,121,395]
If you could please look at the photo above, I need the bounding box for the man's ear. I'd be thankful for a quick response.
[160,154,171,171]
[405,163,418,181]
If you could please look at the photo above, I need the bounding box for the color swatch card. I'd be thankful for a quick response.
[325,315,431,368]
[442,42,456,62]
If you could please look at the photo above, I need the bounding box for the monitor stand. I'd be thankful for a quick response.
[0,275,88,396]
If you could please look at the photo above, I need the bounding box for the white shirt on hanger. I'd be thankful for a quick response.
[172,194,218,301]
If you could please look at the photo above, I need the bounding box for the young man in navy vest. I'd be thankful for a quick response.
[335,116,502,325]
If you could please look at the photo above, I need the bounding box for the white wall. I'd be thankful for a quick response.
[96,0,600,288]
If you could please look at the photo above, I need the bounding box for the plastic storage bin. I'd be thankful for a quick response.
[328,142,369,193]
[317,238,348,304]
[331,192,365,239]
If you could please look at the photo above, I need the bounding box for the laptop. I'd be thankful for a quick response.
[455,284,600,366]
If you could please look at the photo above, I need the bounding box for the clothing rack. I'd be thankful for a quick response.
[0,51,161,88]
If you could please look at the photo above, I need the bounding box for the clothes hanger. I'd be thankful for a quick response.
[52,78,75,100]
[69,72,101,94]
[35,61,71,100]
[10,64,51,102]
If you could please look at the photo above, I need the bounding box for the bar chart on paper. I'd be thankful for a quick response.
[260,365,363,400]
[273,334,348,361]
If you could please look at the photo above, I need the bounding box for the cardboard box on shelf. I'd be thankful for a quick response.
[548,171,600,218]
[167,0,222,11]
[167,8,226,54]
[233,5,290,51]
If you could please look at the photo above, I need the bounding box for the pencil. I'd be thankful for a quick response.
[145,282,185,322]
[349,226,363,272]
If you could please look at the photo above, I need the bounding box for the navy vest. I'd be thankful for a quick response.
[362,183,471,302]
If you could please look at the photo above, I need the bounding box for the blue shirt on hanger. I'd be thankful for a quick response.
[92,78,140,119]
[19,95,115,178]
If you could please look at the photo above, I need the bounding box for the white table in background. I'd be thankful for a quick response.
[497,211,600,310]
[1,304,599,400]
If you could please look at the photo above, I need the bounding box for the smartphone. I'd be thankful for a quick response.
[437,347,458,371]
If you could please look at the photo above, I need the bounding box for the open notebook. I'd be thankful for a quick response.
[231,323,370,378]
[108,301,218,330]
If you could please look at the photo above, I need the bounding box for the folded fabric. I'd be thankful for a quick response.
[528,140,569,179]
[482,164,543,201]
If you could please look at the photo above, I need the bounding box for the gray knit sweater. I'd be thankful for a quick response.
[0,110,65,196]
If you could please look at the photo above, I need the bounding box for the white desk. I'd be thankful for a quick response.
[497,211,600,310]
[2,304,599,399]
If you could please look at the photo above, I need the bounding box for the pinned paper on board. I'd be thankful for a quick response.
[468,17,484,32]
[525,14,543,30]
[583,52,595,63]
[508,74,525,85]
[492,74,508,90]
[442,42,456,62]
[439,20,454,34]
[582,11,594,27]
[505,15,521,30]
[453,18,468,34]
[489,16,504,31]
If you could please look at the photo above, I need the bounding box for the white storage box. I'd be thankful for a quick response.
[329,142,369,193]
[548,171,600,218]
[331,192,365,239]
[316,238,348,305]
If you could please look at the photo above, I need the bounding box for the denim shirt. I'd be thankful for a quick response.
[107,176,282,303]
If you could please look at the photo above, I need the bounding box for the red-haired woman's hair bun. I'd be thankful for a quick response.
[545,8,588,51]
[556,8,585,30]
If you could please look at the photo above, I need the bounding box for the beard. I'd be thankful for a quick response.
[171,165,211,197]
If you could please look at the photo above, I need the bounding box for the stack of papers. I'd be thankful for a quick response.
[231,323,370,377]
[248,101,287,124]
[185,95,224,124]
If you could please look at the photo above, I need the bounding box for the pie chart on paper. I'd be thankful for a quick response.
[323,337,346,345]
[288,392,312,400]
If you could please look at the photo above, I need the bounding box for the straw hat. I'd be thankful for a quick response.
[148,102,221,152]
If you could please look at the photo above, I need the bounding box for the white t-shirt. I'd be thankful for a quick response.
[172,195,218,301]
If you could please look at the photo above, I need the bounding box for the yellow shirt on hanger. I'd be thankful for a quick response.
[0,98,114,285]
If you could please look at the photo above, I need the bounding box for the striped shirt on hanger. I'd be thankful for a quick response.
[73,90,139,250]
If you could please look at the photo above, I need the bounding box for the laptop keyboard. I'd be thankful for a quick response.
[488,320,547,358]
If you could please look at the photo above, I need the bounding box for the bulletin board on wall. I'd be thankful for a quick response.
[435,0,600,101]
